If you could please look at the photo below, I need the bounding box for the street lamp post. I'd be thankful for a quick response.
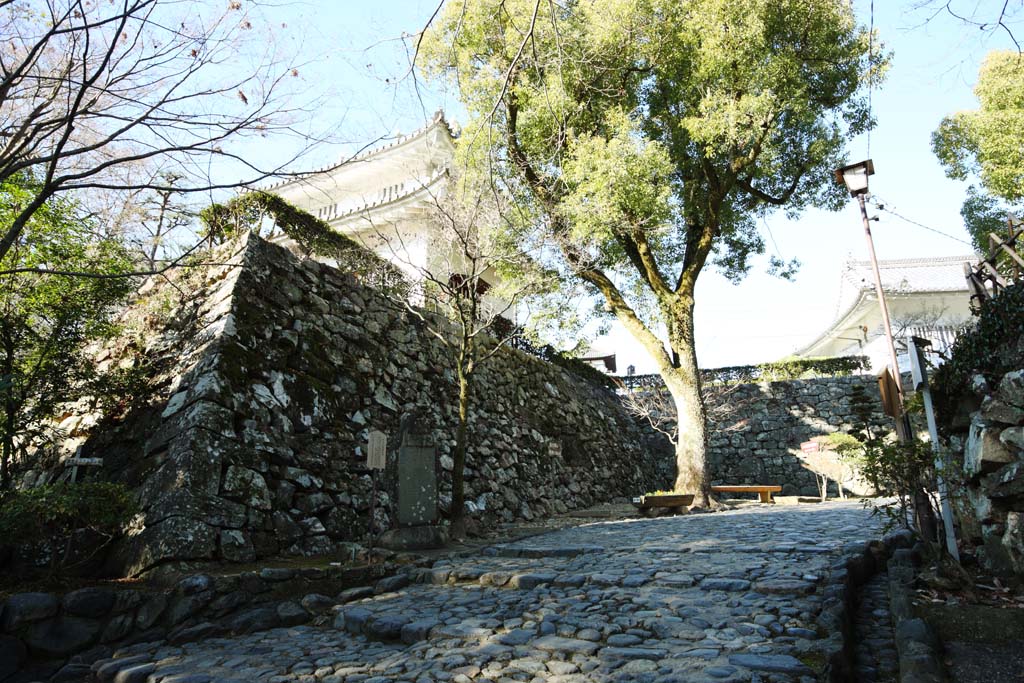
[831,160,905,401]
[834,160,905,419]
[835,160,941,544]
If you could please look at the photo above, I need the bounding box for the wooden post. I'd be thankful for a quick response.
[65,447,103,483]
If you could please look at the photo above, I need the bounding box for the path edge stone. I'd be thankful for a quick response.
[821,528,915,682]
[889,546,949,683]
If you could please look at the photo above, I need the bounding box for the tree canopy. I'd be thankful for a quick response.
[0,172,134,489]
[933,51,1024,202]
[421,0,883,497]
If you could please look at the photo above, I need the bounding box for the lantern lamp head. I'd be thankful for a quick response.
[834,159,874,197]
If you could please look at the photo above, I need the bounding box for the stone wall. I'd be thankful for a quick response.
[702,376,888,496]
[36,235,670,576]
[948,370,1024,576]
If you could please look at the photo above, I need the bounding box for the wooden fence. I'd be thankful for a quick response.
[963,214,1024,311]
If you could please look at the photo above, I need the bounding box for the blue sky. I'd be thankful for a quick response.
[249,1,1020,371]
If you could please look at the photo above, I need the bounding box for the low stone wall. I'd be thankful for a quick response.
[0,556,394,682]
[29,235,670,577]
[704,377,888,496]
[948,370,1024,576]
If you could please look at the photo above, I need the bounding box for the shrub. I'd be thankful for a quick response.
[932,281,1024,430]
[822,431,862,457]
[0,482,138,575]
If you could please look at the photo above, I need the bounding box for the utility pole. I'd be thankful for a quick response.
[836,159,937,540]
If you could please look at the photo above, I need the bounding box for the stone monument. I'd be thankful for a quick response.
[378,411,445,550]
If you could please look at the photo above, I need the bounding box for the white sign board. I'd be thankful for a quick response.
[908,337,929,391]
[66,457,104,467]
[367,430,387,470]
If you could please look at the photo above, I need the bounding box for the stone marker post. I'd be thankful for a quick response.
[379,411,445,550]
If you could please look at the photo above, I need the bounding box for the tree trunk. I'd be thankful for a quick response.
[450,366,472,539]
[1,410,12,492]
[1,329,14,491]
[664,300,711,506]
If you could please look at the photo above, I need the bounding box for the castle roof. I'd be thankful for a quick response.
[797,254,974,358]
[262,110,456,194]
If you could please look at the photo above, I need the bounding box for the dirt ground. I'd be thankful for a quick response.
[916,563,1024,682]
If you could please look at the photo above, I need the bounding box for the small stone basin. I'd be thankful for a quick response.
[631,493,695,509]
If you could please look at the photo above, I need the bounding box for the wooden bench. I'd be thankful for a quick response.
[711,485,782,504]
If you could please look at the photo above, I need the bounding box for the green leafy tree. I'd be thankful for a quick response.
[933,51,1024,202]
[421,0,883,502]
[0,173,134,490]
[960,186,1021,276]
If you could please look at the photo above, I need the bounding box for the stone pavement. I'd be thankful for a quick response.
[90,501,885,683]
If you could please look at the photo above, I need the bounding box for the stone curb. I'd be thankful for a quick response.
[820,527,914,682]
[1,561,397,683]
[888,547,948,683]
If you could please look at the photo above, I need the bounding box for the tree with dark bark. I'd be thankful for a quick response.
[420,0,884,504]
[0,172,134,490]
[369,182,551,537]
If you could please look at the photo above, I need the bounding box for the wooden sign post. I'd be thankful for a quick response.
[366,430,387,548]
[65,447,103,483]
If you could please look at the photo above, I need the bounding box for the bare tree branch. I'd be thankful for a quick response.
[0,0,329,261]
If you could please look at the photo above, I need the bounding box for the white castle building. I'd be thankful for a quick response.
[265,111,506,314]
[795,255,974,372]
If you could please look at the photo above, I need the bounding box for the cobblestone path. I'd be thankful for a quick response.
[92,502,884,683]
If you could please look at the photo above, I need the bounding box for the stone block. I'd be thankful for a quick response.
[299,594,333,615]
[165,591,213,626]
[296,492,333,514]
[997,370,1024,408]
[1001,426,1024,452]
[121,516,217,577]
[0,635,26,679]
[967,486,995,523]
[338,607,372,634]
[400,618,441,644]
[981,396,1024,425]
[219,530,256,563]
[508,572,558,590]
[986,461,1024,499]
[965,421,1015,477]
[25,616,103,658]
[101,614,135,643]
[221,466,272,510]
[1,593,59,630]
[133,594,168,631]
[258,567,295,581]
[176,575,212,595]
[374,575,410,594]
[365,614,406,640]
[271,511,303,544]
[1003,511,1024,575]
[728,653,814,676]
[62,588,116,619]
[228,608,279,635]
[378,525,444,551]
[275,601,309,627]
[112,663,157,683]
